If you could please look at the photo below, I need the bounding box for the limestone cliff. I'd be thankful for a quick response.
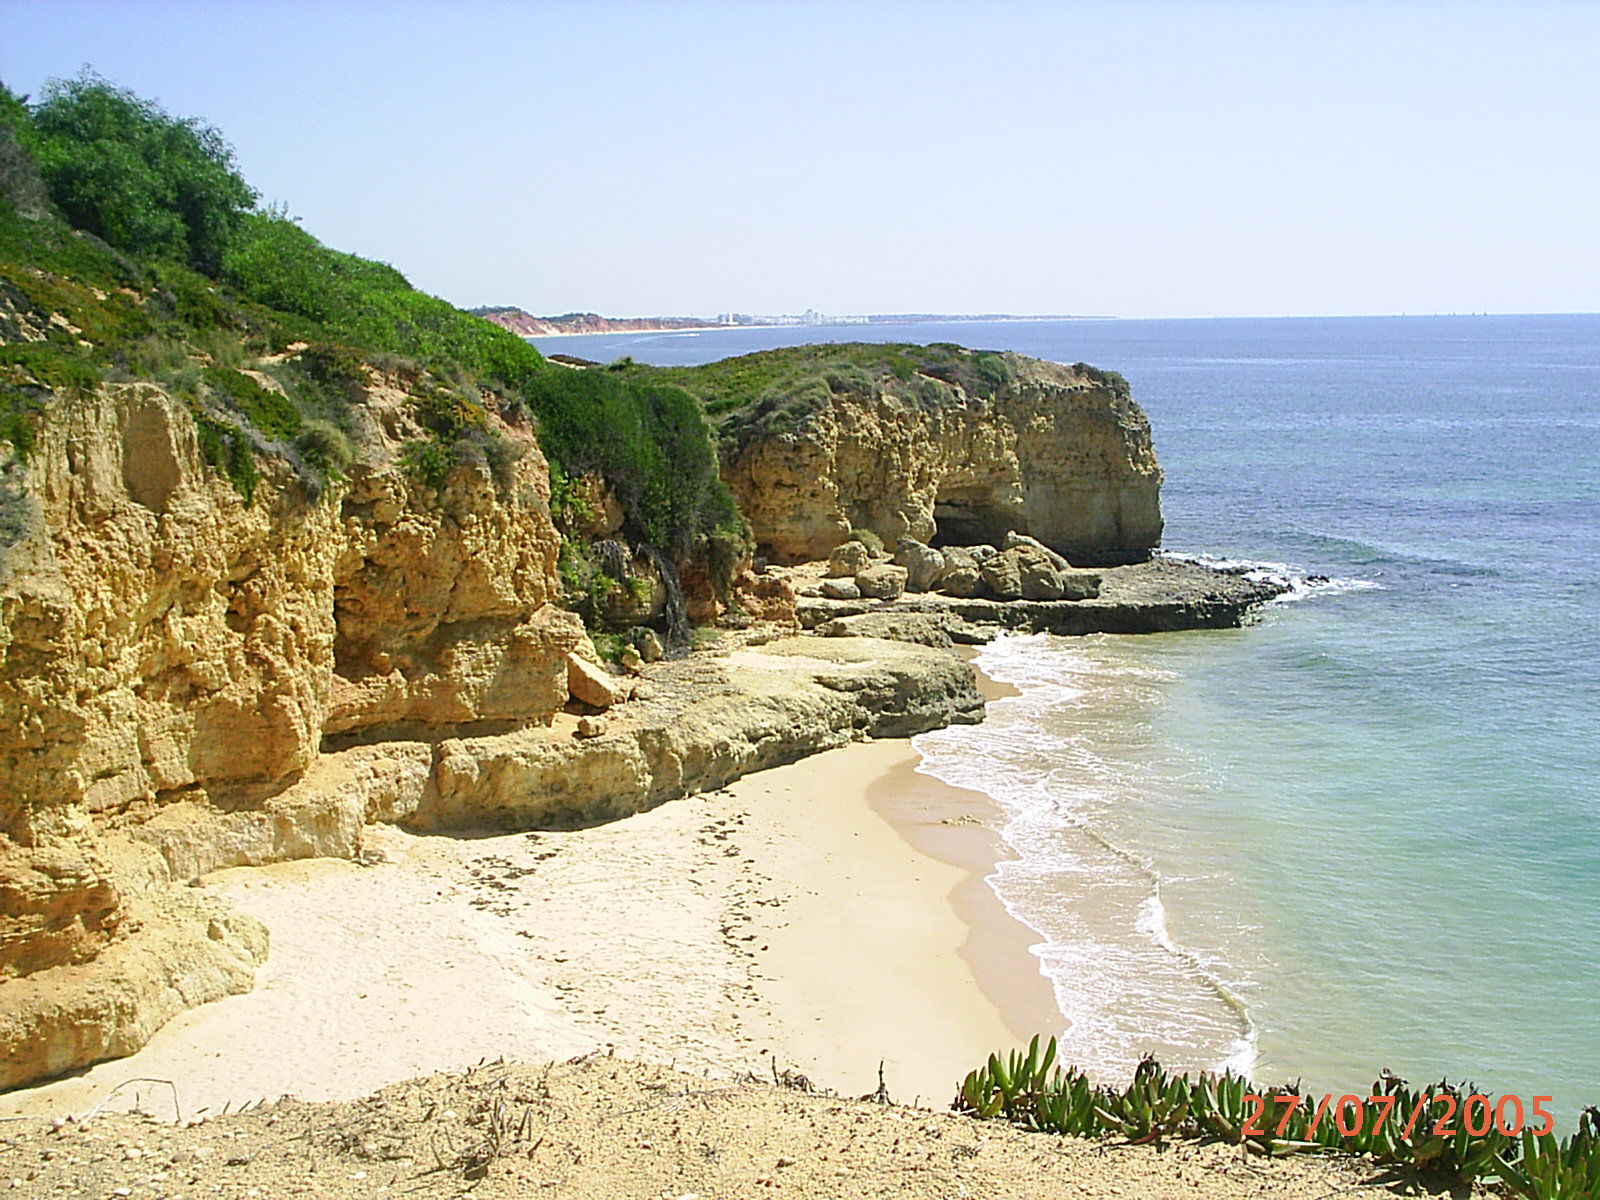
[715,351,1163,565]
[0,371,583,1089]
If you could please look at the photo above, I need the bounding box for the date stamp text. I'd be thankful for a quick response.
[1242,1092,1556,1140]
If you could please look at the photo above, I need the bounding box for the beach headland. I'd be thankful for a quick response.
[0,577,1452,1198]
[0,563,1282,1121]
[0,642,1052,1119]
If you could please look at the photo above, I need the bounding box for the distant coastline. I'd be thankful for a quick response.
[472,305,1112,338]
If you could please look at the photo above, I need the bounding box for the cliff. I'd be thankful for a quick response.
[643,345,1164,566]
[471,308,716,338]
[0,354,589,1087]
[0,77,1283,1097]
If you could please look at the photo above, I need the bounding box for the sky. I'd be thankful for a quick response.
[2,0,1596,319]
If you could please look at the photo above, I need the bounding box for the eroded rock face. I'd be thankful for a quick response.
[0,378,578,1089]
[721,354,1163,566]
[417,637,985,831]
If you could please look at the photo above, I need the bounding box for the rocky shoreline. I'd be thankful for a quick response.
[1,552,1281,1093]
[0,284,1279,1096]
[797,555,1289,640]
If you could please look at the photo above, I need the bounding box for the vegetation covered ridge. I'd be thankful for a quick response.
[0,70,742,576]
[606,340,1132,444]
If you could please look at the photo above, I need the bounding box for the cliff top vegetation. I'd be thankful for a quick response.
[610,342,1131,450]
[0,71,741,561]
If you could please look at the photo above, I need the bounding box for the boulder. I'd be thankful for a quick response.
[980,545,1079,601]
[978,550,1024,600]
[731,569,799,626]
[567,653,626,709]
[820,578,861,600]
[619,647,645,675]
[1004,531,1073,573]
[1057,570,1103,601]
[893,538,944,593]
[827,540,873,577]
[937,547,984,598]
[575,716,607,739]
[855,563,908,600]
[1018,548,1066,600]
[632,628,665,663]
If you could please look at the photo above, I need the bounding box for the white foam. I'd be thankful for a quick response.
[914,632,1262,1082]
[1161,550,1383,604]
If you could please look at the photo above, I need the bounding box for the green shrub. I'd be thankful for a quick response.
[28,70,256,274]
[114,335,191,381]
[0,343,101,394]
[589,632,627,663]
[847,527,883,553]
[1073,361,1131,399]
[958,1038,1600,1196]
[194,415,259,501]
[202,366,299,440]
[2,74,741,566]
[399,438,456,490]
[973,350,1012,393]
[299,342,368,396]
[0,388,45,458]
[294,419,353,477]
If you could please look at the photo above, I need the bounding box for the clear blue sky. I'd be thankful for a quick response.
[3,0,1595,318]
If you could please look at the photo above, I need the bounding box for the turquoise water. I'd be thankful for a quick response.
[536,315,1600,1121]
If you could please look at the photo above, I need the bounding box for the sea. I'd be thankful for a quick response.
[532,314,1600,1122]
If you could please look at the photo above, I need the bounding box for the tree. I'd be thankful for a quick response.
[28,70,256,274]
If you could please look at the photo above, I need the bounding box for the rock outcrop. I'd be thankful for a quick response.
[0,375,582,1089]
[796,556,1289,638]
[414,637,984,831]
[721,353,1163,566]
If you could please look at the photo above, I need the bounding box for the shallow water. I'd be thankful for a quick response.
[537,314,1600,1120]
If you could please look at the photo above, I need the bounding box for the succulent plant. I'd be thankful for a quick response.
[956,1042,1600,1199]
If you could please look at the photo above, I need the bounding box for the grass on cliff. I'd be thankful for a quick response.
[612,342,1134,453]
[0,73,744,571]
[621,342,1014,433]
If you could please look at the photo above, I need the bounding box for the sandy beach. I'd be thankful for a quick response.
[0,661,1057,1122]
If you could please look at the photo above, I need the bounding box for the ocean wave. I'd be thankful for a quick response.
[913,633,1261,1081]
[1161,551,1383,603]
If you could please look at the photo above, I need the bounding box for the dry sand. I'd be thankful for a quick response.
[3,1057,1410,1200]
[0,656,1458,1197]
[0,733,1054,1121]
